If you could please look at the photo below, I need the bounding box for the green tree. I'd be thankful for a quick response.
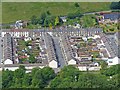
[22,73,32,88]
[31,67,40,76]
[77,73,109,88]
[74,3,79,7]
[29,54,36,63]
[13,65,26,88]
[31,15,38,25]
[49,65,80,88]
[44,16,55,27]
[101,64,120,76]
[14,65,26,78]
[46,10,51,15]
[31,69,44,88]
[2,69,14,88]
[13,78,23,88]
[41,67,55,82]
[67,10,82,19]
[44,18,48,27]
[49,77,62,88]
[49,23,53,30]
[110,2,120,9]
[55,16,59,26]
[81,14,97,28]
[38,12,47,25]
[41,12,47,20]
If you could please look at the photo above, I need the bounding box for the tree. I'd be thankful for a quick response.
[38,12,47,25]
[31,67,40,77]
[41,67,55,82]
[14,65,26,78]
[81,14,97,28]
[44,18,48,27]
[49,23,53,30]
[2,69,14,88]
[74,3,79,7]
[67,10,82,19]
[110,2,120,9]
[41,12,47,20]
[31,69,44,88]
[44,16,55,27]
[49,65,120,88]
[57,77,73,88]
[39,11,52,26]
[31,15,38,25]
[49,65,80,88]
[101,64,120,76]
[13,65,26,88]
[49,77,62,88]
[29,54,36,63]
[55,16,60,26]
[46,10,51,15]
[77,73,109,88]
[2,67,55,89]
[22,73,32,88]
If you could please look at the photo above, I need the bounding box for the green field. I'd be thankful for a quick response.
[2,2,111,23]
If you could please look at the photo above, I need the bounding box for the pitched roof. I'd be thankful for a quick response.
[103,13,120,20]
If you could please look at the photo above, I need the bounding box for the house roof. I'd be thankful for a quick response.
[103,13,120,20]
[44,33,57,62]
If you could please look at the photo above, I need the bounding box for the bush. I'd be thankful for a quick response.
[74,3,79,7]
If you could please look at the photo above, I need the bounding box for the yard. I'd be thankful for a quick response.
[91,52,100,58]
[102,23,118,33]
[17,39,40,63]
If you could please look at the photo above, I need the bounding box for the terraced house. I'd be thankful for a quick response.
[3,33,13,64]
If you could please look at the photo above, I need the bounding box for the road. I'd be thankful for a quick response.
[83,10,113,15]
[52,36,66,68]
[0,30,3,64]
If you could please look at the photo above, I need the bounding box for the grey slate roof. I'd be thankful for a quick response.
[3,33,13,62]
[103,13,120,20]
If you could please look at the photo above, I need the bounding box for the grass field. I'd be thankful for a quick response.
[2,2,111,23]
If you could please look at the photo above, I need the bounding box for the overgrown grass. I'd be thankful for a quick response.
[2,2,111,23]
[100,23,118,33]
[80,14,98,28]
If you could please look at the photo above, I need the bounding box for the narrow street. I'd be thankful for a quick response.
[52,36,67,68]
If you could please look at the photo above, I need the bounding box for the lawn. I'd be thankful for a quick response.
[2,2,111,23]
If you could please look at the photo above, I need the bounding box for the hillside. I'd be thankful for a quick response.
[2,2,111,23]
